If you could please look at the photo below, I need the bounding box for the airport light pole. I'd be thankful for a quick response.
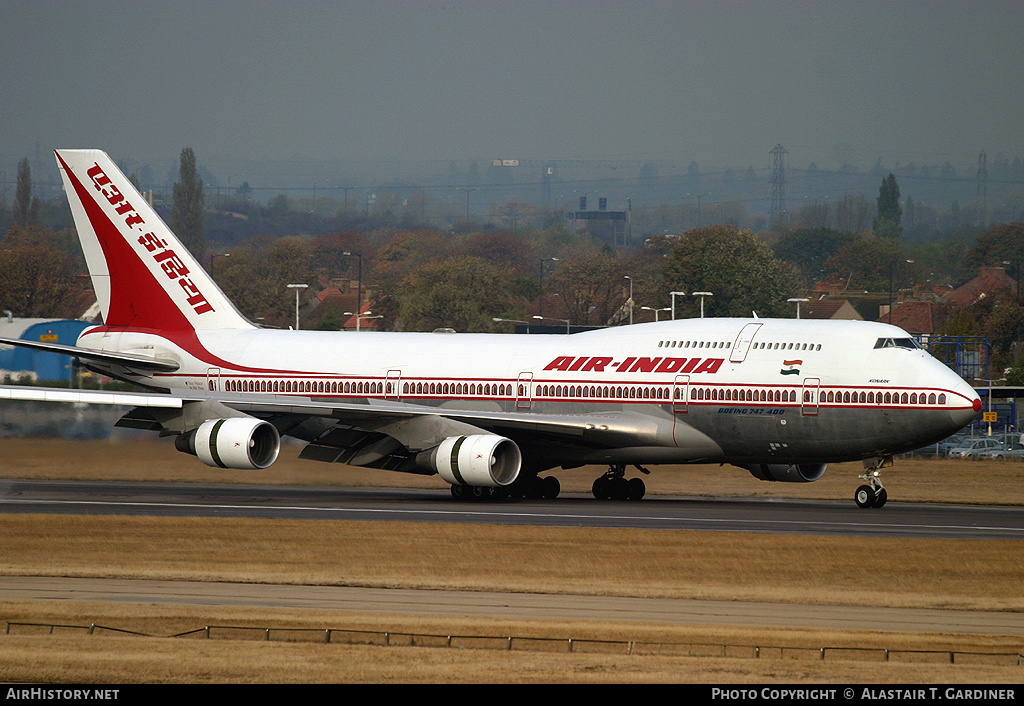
[788,297,809,319]
[692,292,712,318]
[209,252,229,277]
[343,311,381,331]
[670,291,686,320]
[493,317,531,333]
[342,252,363,325]
[974,377,1006,437]
[538,257,559,318]
[287,283,308,330]
[624,276,634,324]
[533,315,570,334]
[641,306,670,321]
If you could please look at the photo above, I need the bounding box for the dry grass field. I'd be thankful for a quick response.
[1,437,1023,683]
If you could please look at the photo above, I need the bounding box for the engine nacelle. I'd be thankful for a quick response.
[416,435,522,487]
[742,463,827,483]
[175,417,281,470]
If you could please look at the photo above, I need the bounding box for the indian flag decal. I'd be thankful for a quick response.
[781,360,802,375]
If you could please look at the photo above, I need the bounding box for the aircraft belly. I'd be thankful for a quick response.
[696,405,967,462]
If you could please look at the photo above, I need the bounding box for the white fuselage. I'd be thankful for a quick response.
[80,317,980,469]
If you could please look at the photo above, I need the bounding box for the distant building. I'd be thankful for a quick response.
[0,318,94,383]
[799,300,863,321]
[944,266,1017,309]
[879,301,944,335]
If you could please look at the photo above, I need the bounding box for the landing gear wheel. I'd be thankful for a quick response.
[506,480,525,499]
[541,475,560,500]
[470,485,493,501]
[872,487,887,508]
[507,475,560,500]
[855,484,876,508]
[627,477,646,500]
[592,465,647,500]
[450,484,507,502]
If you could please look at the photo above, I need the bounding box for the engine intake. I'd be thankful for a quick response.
[175,417,281,470]
[742,463,827,483]
[416,435,522,487]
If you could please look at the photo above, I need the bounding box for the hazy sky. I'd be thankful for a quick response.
[3,0,1023,173]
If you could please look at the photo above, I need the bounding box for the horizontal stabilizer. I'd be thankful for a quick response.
[0,335,180,372]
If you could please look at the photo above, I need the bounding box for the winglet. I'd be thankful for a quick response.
[55,149,252,332]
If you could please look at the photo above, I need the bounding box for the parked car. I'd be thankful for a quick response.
[978,442,1024,460]
[935,433,971,456]
[947,438,1005,458]
[998,433,1024,448]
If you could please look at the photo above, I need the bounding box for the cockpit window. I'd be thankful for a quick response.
[874,337,921,350]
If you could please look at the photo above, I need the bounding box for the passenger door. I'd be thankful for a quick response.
[801,378,820,416]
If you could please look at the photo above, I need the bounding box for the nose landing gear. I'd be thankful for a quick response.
[855,457,890,508]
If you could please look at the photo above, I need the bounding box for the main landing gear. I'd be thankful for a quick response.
[448,464,654,502]
[449,474,560,501]
[854,457,889,508]
[592,464,649,501]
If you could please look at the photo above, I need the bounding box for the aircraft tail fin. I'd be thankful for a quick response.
[55,149,252,332]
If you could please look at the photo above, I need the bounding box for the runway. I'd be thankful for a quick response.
[1,479,1023,540]
[3,480,1023,637]
[4,575,1024,637]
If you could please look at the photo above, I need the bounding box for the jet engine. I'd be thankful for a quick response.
[175,417,281,470]
[416,435,522,487]
[742,463,827,483]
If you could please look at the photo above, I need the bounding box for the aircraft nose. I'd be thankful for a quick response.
[951,396,981,429]
[948,378,982,431]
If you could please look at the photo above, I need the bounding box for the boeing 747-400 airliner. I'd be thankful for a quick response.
[0,150,982,507]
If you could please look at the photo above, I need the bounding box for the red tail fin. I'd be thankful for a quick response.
[56,149,252,332]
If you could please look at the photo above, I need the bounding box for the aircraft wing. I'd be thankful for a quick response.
[0,384,183,409]
[0,384,715,467]
[0,383,643,437]
[0,336,180,373]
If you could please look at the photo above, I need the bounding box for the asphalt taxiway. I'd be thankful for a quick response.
[3,575,1024,637]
